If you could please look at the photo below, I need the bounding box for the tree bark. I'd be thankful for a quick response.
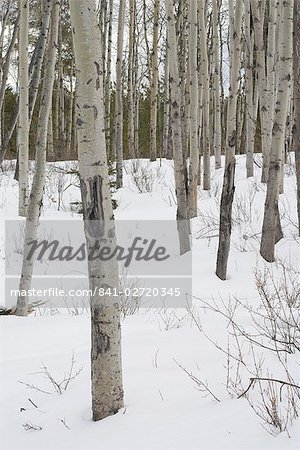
[16,0,59,316]
[260,0,294,262]
[216,0,243,280]
[199,0,210,191]
[212,0,222,170]
[18,0,29,217]
[70,0,124,421]
[187,0,198,218]
[115,0,125,188]
[127,0,136,160]
[149,0,160,161]
[294,0,300,236]
[165,0,190,254]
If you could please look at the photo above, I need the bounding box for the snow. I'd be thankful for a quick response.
[0,155,299,449]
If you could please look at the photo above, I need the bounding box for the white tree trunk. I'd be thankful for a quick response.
[199,0,210,190]
[260,0,294,262]
[187,0,198,217]
[127,0,136,159]
[216,0,243,280]
[294,0,300,235]
[165,0,190,254]
[69,0,124,421]
[16,0,59,316]
[149,0,160,161]
[115,0,125,188]
[18,0,29,216]
[212,0,222,170]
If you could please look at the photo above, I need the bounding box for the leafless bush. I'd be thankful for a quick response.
[174,359,220,402]
[119,275,142,318]
[157,307,187,331]
[19,352,83,395]
[189,261,300,435]
[127,160,166,193]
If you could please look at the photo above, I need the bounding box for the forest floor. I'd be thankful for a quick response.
[0,155,299,449]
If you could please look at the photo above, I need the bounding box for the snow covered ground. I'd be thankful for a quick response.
[0,155,299,449]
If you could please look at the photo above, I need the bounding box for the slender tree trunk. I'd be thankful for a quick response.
[165,0,190,254]
[245,0,257,178]
[293,0,300,235]
[260,0,294,262]
[212,0,222,170]
[16,0,59,316]
[115,0,125,188]
[162,41,170,159]
[105,0,113,150]
[69,0,124,421]
[127,0,136,159]
[0,0,52,164]
[187,0,198,217]
[18,0,29,217]
[199,0,210,190]
[149,0,160,161]
[216,0,243,280]
[0,11,20,111]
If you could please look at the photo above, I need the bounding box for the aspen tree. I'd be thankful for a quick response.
[187,0,199,217]
[165,0,190,254]
[105,0,113,150]
[212,0,222,170]
[16,0,59,316]
[0,0,52,164]
[199,0,210,191]
[293,0,300,235]
[244,0,258,178]
[162,40,171,159]
[127,0,136,159]
[260,0,294,262]
[69,0,124,421]
[115,0,125,188]
[149,0,160,161]
[216,0,243,280]
[18,0,29,217]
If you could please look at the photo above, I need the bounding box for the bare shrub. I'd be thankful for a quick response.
[127,160,166,193]
[119,275,142,318]
[19,352,82,395]
[189,261,300,435]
